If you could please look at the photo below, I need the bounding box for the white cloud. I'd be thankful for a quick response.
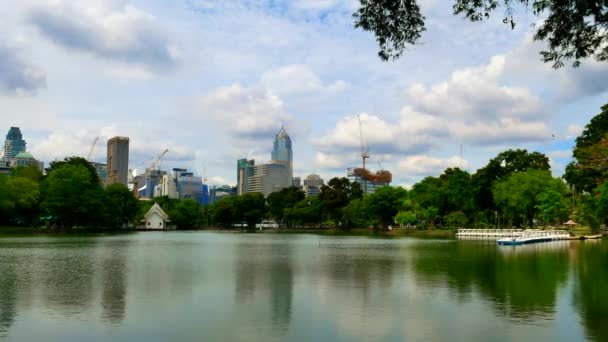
[28,0,176,70]
[398,155,469,177]
[566,124,583,139]
[194,84,293,140]
[260,64,350,96]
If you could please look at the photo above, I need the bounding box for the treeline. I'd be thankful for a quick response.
[0,157,138,229]
[3,104,608,231]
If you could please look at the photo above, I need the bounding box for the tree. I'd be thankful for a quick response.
[438,168,474,217]
[236,193,267,229]
[395,210,417,226]
[493,169,564,228]
[410,176,442,209]
[319,177,363,223]
[353,0,608,68]
[445,211,468,228]
[0,174,40,226]
[40,164,107,228]
[564,104,608,193]
[46,157,101,185]
[170,199,203,229]
[266,187,305,225]
[536,188,569,225]
[10,165,43,183]
[286,197,322,227]
[472,149,550,213]
[342,198,371,228]
[105,183,139,228]
[364,186,408,229]
[210,196,237,227]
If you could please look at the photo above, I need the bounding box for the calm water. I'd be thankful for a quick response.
[0,232,606,341]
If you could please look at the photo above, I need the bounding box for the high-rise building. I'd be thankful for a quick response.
[2,127,26,163]
[271,126,293,184]
[292,177,301,188]
[174,168,206,205]
[237,158,255,195]
[107,136,130,186]
[210,185,237,203]
[247,161,290,197]
[159,173,179,199]
[303,174,324,197]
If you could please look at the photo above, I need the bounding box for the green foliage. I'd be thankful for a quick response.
[40,164,107,228]
[353,0,425,61]
[363,186,408,228]
[355,0,608,68]
[0,174,40,225]
[266,187,305,225]
[471,149,550,214]
[319,177,363,223]
[236,193,267,229]
[10,165,43,183]
[105,183,139,227]
[395,210,417,226]
[342,198,371,228]
[169,199,202,229]
[536,189,569,225]
[445,211,468,227]
[46,157,101,185]
[285,197,322,226]
[493,169,564,228]
[564,104,608,193]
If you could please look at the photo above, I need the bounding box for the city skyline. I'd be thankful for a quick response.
[1,1,607,187]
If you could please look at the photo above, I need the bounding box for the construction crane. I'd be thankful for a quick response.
[358,114,370,173]
[86,136,99,161]
[358,114,370,194]
[137,149,169,196]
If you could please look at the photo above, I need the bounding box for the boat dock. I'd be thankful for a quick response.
[456,229,576,245]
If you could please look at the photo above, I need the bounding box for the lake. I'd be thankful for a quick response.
[0,232,606,341]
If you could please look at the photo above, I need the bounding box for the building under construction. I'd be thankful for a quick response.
[347,167,392,194]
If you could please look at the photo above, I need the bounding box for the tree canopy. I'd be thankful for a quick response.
[353,0,608,68]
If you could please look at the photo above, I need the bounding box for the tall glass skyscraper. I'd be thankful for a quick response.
[2,127,26,162]
[271,126,293,182]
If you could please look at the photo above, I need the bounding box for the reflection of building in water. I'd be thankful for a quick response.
[100,249,127,325]
[235,243,293,333]
[0,261,17,338]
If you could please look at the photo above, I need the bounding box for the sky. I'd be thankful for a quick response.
[1,0,607,188]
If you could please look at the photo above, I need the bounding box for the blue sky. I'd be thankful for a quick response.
[1,0,607,187]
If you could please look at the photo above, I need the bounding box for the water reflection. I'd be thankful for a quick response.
[234,241,293,334]
[412,240,570,321]
[0,256,18,338]
[573,241,608,341]
[99,245,127,325]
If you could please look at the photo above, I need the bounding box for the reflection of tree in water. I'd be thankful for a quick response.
[573,242,608,341]
[412,242,569,320]
[100,248,127,325]
[40,247,96,315]
[0,256,18,338]
[269,251,292,328]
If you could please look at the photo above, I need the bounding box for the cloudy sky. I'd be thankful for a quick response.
[1,0,607,187]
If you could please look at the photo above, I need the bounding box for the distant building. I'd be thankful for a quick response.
[347,167,392,194]
[303,174,324,197]
[292,177,301,188]
[158,173,179,199]
[2,127,26,163]
[237,126,294,197]
[271,126,293,185]
[107,137,129,186]
[10,152,44,172]
[210,185,236,203]
[237,158,255,195]
[248,161,290,197]
[91,162,108,186]
[174,168,206,205]
[138,169,166,198]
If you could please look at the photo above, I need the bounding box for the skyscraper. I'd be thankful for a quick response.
[271,126,293,183]
[2,127,26,162]
[107,137,129,186]
[237,158,255,195]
